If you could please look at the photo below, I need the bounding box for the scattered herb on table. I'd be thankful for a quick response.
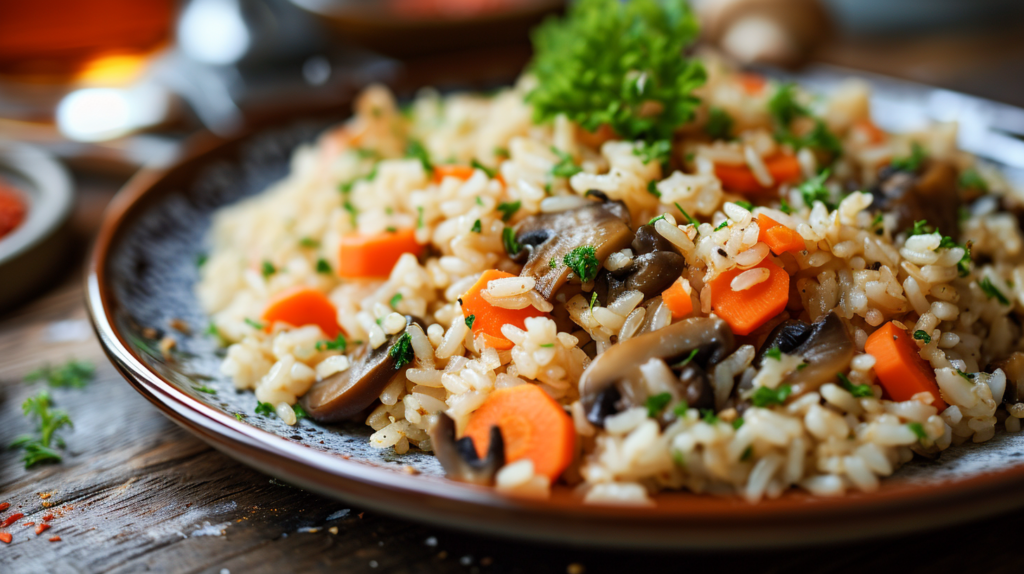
[24,360,95,388]
[10,391,73,469]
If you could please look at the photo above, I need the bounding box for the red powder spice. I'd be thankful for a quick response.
[49,536,61,542]
[0,503,9,512]
[1,513,24,528]
[0,533,11,544]
[0,180,26,239]
[35,523,51,535]
[22,522,34,527]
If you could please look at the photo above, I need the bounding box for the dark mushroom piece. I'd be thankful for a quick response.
[754,319,813,367]
[988,352,1024,404]
[579,317,735,427]
[782,311,855,395]
[301,318,418,423]
[428,413,505,485]
[597,224,687,305]
[869,160,962,238]
[511,198,633,299]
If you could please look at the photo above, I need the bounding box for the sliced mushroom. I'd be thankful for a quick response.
[754,319,813,367]
[428,413,505,485]
[579,317,735,427]
[784,312,856,395]
[870,161,961,238]
[597,224,687,304]
[988,352,1024,404]
[301,318,416,423]
[513,199,633,299]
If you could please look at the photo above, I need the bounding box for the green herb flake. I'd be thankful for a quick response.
[343,201,359,227]
[705,107,734,140]
[549,258,558,269]
[316,334,349,353]
[540,343,555,348]
[798,169,833,210]
[195,385,216,394]
[796,362,808,370]
[550,146,582,178]
[24,360,95,388]
[959,168,988,193]
[907,422,927,441]
[633,139,671,165]
[956,369,975,382]
[673,450,686,467]
[244,318,265,330]
[470,219,482,234]
[672,401,690,418]
[563,245,600,283]
[891,142,927,172]
[494,147,510,158]
[497,200,521,222]
[261,261,276,278]
[299,237,320,248]
[316,258,332,274]
[389,293,403,310]
[502,226,521,256]
[871,213,884,229]
[196,253,208,267]
[764,347,782,361]
[675,202,700,228]
[470,158,496,179]
[732,417,745,430]
[10,391,74,469]
[646,180,662,198]
[389,332,414,370]
[672,348,699,368]
[292,404,308,421]
[234,412,246,421]
[589,290,599,312]
[645,392,672,418]
[741,445,754,462]
[913,330,932,344]
[768,83,808,129]
[255,401,275,417]
[406,140,434,174]
[714,220,729,231]
[735,200,753,211]
[700,409,720,425]
[648,214,666,225]
[980,277,1010,305]
[751,384,792,407]
[836,372,873,398]
[416,206,425,229]
[465,314,476,329]
[779,199,794,215]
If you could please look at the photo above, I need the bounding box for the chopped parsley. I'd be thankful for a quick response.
[494,147,510,158]
[299,237,320,248]
[563,245,600,283]
[465,314,476,329]
[255,401,275,416]
[798,169,833,210]
[24,360,95,388]
[11,391,73,469]
[673,349,699,368]
[764,347,782,361]
[700,409,720,425]
[751,384,792,407]
[675,202,700,228]
[540,343,555,348]
[779,199,794,215]
[907,422,927,441]
[871,213,884,231]
[355,147,378,159]
[339,164,379,193]
[244,318,265,330]
[475,197,484,206]
[648,214,666,225]
[261,261,276,278]
[672,401,690,418]
[416,206,425,229]
[526,0,705,145]
[196,253,208,267]
[980,277,1010,305]
[235,413,246,421]
[956,369,975,382]
[705,107,734,140]
[959,168,988,193]
[768,83,808,129]
[778,120,843,161]
[913,330,932,344]
[589,291,599,312]
[890,142,926,172]
[549,258,558,269]
[388,332,414,370]
[389,293,403,309]
[386,226,397,233]
[470,158,496,178]
[907,219,971,277]
[316,334,350,353]
[735,200,753,211]
[741,446,754,462]
[293,404,309,421]
[550,147,582,178]
[732,417,745,430]
[714,220,729,231]
[502,227,521,256]
[316,258,332,274]
[633,139,671,165]
[497,200,521,222]
[343,201,358,227]
[646,180,662,198]
[645,392,672,418]
[406,140,433,173]
[195,385,216,394]
[837,372,873,398]
[470,219,482,233]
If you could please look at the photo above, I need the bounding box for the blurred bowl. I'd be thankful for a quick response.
[289,0,563,57]
[0,142,74,311]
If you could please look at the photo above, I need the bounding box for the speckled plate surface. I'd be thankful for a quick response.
[86,66,1024,549]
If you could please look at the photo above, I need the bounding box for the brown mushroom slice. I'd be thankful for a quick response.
[988,352,1024,404]
[870,161,961,238]
[579,317,735,427]
[301,319,415,423]
[428,413,505,485]
[514,199,632,299]
[785,312,856,395]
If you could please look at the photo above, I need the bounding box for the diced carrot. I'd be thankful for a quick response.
[661,277,694,320]
[757,214,806,254]
[338,228,424,279]
[262,286,341,338]
[736,73,767,96]
[709,260,790,336]
[714,154,802,195]
[856,119,886,145]
[433,164,504,186]
[463,384,575,481]
[864,322,948,411]
[461,270,549,349]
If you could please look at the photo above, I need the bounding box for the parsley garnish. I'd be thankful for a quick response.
[907,422,927,441]
[751,384,792,407]
[913,330,932,344]
[779,199,794,215]
[646,180,662,198]
[959,168,988,193]
[386,226,397,233]
[673,349,699,368]
[836,372,873,398]
[416,206,425,229]
[980,277,1010,305]
[339,165,379,193]
[502,227,521,256]
[705,107,734,140]
[10,391,73,469]
[255,401,275,416]
[244,318,265,330]
[672,401,690,418]
[768,83,808,129]
[764,347,782,361]
[675,202,700,227]
[778,120,843,161]
[389,332,414,370]
[292,404,308,421]
[196,253,208,267]
[316,334,350,353]
[526,0,705,145]
[714,220,729,231]
[735,200,753,211]
[471,219,482,233]
[563,245,599,283]
[261,261,276,278]
[406,140,433,173]
[24,360,95,388]
[633,139,671,165]
[316,258,332,274]
[497,201,521,222]
[956,369,975,382]
[465,314,476,329]
[387,293,403,310]
[550,147,582,178]
[549,258,558,269]
[732,417,745,430]
[589,291,599,312]
[648,214,666,225]
[494,147,510,158]
[798,169,833,210]
[540,343,555,348]
[343,201,358,227]
[470,159,496,178]
[741,446,754,461]
[300,237,319,248]
[890,142,926,172]
[645,392,672,418]
[700,409,720,425]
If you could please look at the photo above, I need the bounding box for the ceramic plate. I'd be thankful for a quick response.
[86,66,1024,549]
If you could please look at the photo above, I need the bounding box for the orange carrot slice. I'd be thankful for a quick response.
[461,270,549,350]
[714,154,802,195]
[757,214,806,254]
[709,260,790,336]
[661,277,694,320]
[433,164,476,183]
[338,228,423,279]
[262,286,341,338]
[864,322,948,410]
[736,73,767,96]
[463,384,575,481]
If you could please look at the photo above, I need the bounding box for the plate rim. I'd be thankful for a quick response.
[85,93,1024,550]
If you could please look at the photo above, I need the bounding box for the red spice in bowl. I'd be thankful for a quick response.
[0,180,27,239]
